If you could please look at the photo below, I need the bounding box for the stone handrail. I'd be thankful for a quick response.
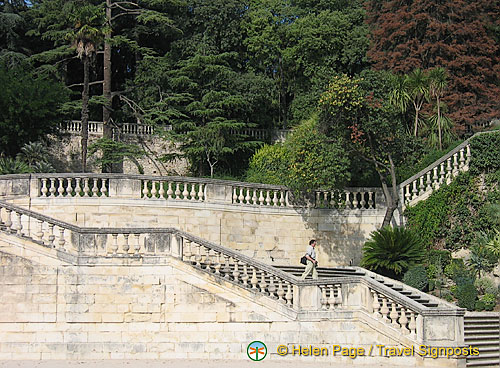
[59,121,155,136]
[0,173,382,210]
[0,199,463,346]
[398,131,496,208]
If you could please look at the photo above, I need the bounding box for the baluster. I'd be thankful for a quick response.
[48,223,55,247]
[346,191,353,209]
[285,282,293,306]
[465,145,471,169]
[412,181,418,200]
[245,189,251,204]
[151,181,158,198]
[232,258,240,282]
[426,171,432,191]
[432,167,439,189]
[368,192,374,209]
[197,184,204,201]
[336,284,342,308]
[91,179,99,196]
[159,182,165,199]
[390,302,399,327]
[238,188,244,204]
[142,181,149,198]
[353,192,359,209]
[40,179,48,196]
[409,311,417,338]
[223,254,231,278]
[204,248,212,271]
[272,191,278,206]
[83,178,90,196]
[74,178,82,197]
[4,209,12,233]
[258,190,265,205]
[123,234,130,254]
[453,153,459,176]
[265,190,271,205]
[194,243,202,267]
[279,280,287,303]
[372,290,380,317]
[404,186,411,203]
[190,183,196,201]
[214,252,222,274]
[180,183,188,199]
[167,182,173,200]
[250,267,258,290]
[241,262,249,286]
[360,192,366,209]
[232,187,238,204]
[459,148,465,170]
[320,286,328,310]
[446,157,453,184]
[399,308,409,334]
[259,271,267,293]
[380,297,389,322]
[329,191,336,208]
[58,228,66,251]
[15,212,22,236]
[327,285,336,310]
[175,183,181,199]
[110,234,118,255]
[268,275,276,297]
[134,234,141,254]
[49,178,56,197]
[66,178,74,197]
[36,219,44,242]
[419,177,425,195]
[57,178,65,196]
[439,162,446,185]
[101,179,107,197]
[251,189,257,205]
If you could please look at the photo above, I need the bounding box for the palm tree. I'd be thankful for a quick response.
[428,68,448,149]
[66,4,106,172]
[407,69,429,137]
[389,74,411,123]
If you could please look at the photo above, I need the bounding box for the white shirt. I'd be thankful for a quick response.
[305,245,316,260]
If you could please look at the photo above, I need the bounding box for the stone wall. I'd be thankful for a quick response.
[0,236,463,367]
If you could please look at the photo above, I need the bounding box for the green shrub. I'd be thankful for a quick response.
[474,277,498,296]
[246,144,288,185]
[361,226,425,278]
[427,249,452,269]
[403,265,429,291]
[480,293,497,311]
[0,157,32,174]
[426,264,439,279]
[456,282,478,311]
[444,259,470,282]
[442,290,454,303]
[468,244,496,277]
[475,299,485,311]
[469,131,500,174]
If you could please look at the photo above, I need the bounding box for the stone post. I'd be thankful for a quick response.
[295,285,321,311]
[108,177,142,198]
[204,183,233,204]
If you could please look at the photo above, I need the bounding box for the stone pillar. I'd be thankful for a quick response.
[204,183,233,204]
[296,285,321,311]
[108,177,142,198]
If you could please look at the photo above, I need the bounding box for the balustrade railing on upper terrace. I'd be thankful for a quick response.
[0,174,382,211]
[0,199,464,347]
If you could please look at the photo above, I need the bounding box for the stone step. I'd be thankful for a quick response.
[465,328,499,335]
[466,359,500,368]
[465,334,500,341]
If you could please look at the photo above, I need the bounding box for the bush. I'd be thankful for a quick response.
[479,293,497,311]
[426,264,439,279]
[456,281,478,311]
[361,226,425,278]
[403,265,429,291]
[469,131,500,174]
[444,259,470,282]
[474,277,498,296]
[246,144,288,185]
[427,249,452,269]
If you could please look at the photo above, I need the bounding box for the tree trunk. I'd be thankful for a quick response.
[377,155,400,228]
[437,95,442,150]
[81,55,90,173]
[414,107,419,136]
[102,0,113,172]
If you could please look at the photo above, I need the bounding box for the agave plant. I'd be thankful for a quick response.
[361,226,425,278]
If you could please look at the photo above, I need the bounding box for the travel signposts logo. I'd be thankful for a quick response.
[247,341,267,361]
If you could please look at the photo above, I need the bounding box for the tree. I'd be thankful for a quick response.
[365,0,500,133]
[319,72,420,227]
[0,60,68,156]
[407,69,428,137]
[428,67,448,149]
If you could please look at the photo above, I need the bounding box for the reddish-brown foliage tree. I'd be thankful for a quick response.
[365,0,500,134]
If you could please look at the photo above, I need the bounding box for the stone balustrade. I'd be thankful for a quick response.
[1,174,380,211]
[59,121,155,136]
[315,188,379,209]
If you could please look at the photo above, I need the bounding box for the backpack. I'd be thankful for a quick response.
[300,255,307,265]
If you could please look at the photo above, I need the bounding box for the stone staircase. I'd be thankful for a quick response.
[465,312,500,367]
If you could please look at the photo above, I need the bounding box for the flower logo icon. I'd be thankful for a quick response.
[247,341,267,361]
